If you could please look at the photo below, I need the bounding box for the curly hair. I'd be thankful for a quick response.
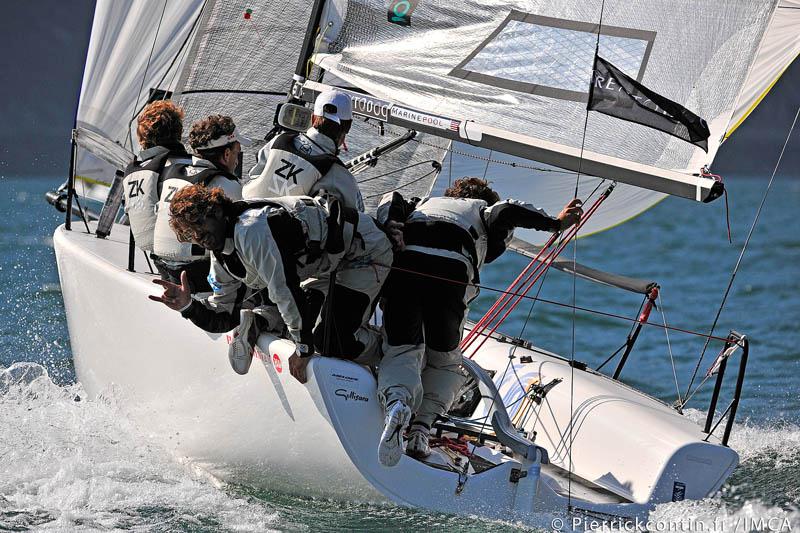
[444,177,500,205]
[169,184,232,242]
[136,100,184,149]
[189,115,236,159]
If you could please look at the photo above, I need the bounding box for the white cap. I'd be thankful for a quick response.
[313,89,353,124]
[192,127,252,152]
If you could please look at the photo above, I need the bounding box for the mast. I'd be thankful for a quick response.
[291,0,329,100]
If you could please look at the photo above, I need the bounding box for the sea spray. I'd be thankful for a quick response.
[0,363,281,531]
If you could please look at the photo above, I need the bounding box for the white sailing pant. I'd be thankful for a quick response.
[377,251,472,422]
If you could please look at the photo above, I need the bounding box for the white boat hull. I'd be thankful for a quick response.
[54,223,738,523]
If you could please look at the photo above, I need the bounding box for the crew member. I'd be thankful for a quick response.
[123,100,192,255]
[150,114,246,289]
[245,89,364,211]
[149,184,392,378]
[374,177,583,467]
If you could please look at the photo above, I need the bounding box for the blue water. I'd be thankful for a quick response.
[0,174,798,531]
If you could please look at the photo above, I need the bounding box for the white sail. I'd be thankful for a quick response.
[725,0,800,139]
[314,1,778,179]
[73,0,205,198]
[69,0,797,227]
[172,0,448,206]
[305,0,798,245]
[78,0,205,148]
[432,151,666,246]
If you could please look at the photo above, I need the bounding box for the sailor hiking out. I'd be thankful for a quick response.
[149,184,392,380]
[151,114,246,289]
[375,177,583,467]
[245,89,364,212]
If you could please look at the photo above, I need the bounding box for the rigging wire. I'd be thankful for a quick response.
[376,261,732,342]
[462,181,610,351]
[125,0,206,135]
[362,167,441,200]
[462,234,558,350]
[447,145,454,188]
[569,0,604,507]
[356,160,437,184]
[658,292,682,405]
[482,149,493,179]
[461,186,614,356]
[510,178,607,359]
[165,19,198,98]
[595,298,645,371]
[682,106,800,407]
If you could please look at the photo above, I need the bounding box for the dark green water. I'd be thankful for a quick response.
[0,175,798,531]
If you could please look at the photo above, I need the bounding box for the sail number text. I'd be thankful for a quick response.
[350,95,392,122]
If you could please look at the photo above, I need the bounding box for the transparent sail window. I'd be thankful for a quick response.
[450,11,656,102]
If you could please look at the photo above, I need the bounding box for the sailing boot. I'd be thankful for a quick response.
[227,309,256,375]
[378,400,412,467]
[405,423,431,459]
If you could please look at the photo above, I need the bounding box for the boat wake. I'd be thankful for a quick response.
[1,363,797,531]
[642,410,799,533]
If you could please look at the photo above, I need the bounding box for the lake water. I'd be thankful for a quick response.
[0,174,798,531]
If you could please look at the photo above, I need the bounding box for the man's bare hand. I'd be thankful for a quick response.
[385,220,405,251]
[557,198,583,231]
[148,270,192,310]
[288,353,310,383]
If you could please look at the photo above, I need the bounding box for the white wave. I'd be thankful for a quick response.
[683,408,800,466]
[3,364,798,531]
[650,499,798,533]
[0,362,281,532]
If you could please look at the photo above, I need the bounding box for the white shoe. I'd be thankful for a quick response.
[378,400,411,467]
[406,425,431,459]
[227,309,255,375]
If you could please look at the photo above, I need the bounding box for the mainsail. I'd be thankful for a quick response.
[70,0,797,240]
[303,0,793,243]
[725,0,800,139]
[171,0,448,210]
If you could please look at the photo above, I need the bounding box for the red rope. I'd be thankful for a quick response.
[459,231,558,349]
[429,435,471,456]
[461,188,613,358]
[465,195,606,357]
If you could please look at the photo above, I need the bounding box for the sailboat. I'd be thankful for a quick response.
[48,0,800,526]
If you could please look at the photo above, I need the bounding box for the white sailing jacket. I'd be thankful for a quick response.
[182,197,378,346]
[245,128,364,212]
[122,144,192,252]
[378,192,560,281]
[152,156,242,263]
